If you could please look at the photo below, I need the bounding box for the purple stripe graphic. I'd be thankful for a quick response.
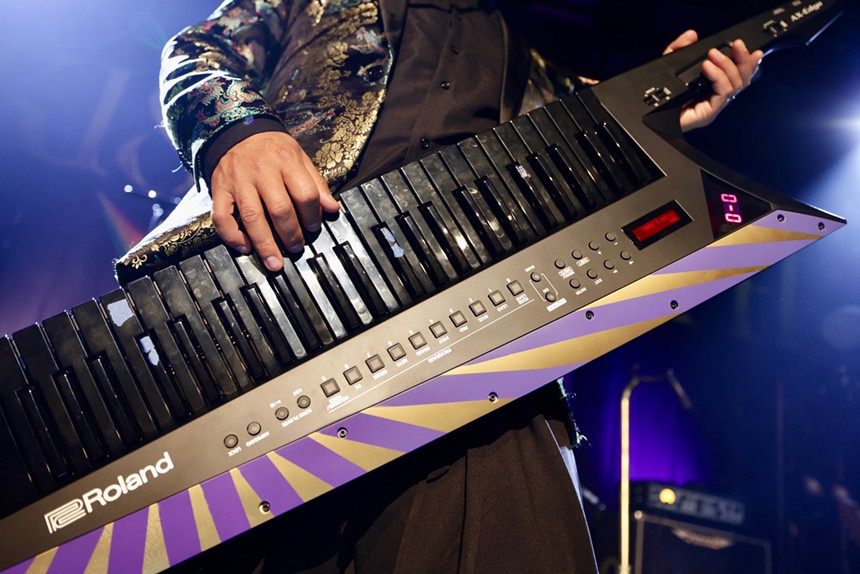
[657,240,812,274]
[47,527,103,574]
[319,413,445,451]
[239,455,303,515]
[470,273,754,365]
[160,490,200,567]
[382,364,582,407]
[1,559,33,574]
[200,472,250,543]
[277,438,365,488]
[108,508,148,573]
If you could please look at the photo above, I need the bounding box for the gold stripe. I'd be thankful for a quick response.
[309,432,404,471]
[84,523,112,574]
[143,504,169,574]
[586,267,764,308]
[448,316,672,376]
[710,224,820,246]
[188,484,220,552]
[25,547,57,574]
[230,468,274,530]
[366,399,512,433]
[266,451,333,503]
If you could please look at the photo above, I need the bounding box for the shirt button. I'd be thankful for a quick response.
[451,46,460,54]
[441,81,451,90]
[420,138,430,149]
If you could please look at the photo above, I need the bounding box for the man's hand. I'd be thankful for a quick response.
[664,30,764,132]
[211,131,340,272]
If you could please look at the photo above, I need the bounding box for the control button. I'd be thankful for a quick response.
[388,343,406,361]
[344,366,363,385]
[430,322,447,338]
[247,422,262,436]
[605,232,617,242]
[554,259,566,269]
[275,407,290,421]
[621,251,632,261]
[508,280,524,296]
[489,290,506,306]
[530,272,542,283]
[546,292,558,303]
[604,260,616,270]
[587,269,599,280]
[569,278,582,289]
[588,241,600,251]
[571,250,584,260]
[450,311,467,327]
[224,434,239,449]
[321,378,340,397]
[297,395,311,409]
[366,354,385,373]
[409,332,427,349]
[470,301,487,316]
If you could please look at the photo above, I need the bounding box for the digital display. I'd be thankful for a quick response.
[721,193,743,224]
[630,209,682,243]
[623,201,692,249]
[702,172,771,240]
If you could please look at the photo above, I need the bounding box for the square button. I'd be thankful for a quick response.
[388,343,406,361]
[450,311,467,327]
[430,321,447,338]
[507,280,524,296]
[489,290,505,306]
[344,366,363,385]
[366,354,385,373]
[469,301,487,316]
[409,332,427,349]
[321,378,340,397]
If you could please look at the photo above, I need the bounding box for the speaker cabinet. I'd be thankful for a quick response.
[632,511,771,574]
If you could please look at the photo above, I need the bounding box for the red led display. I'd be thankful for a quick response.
[630,209,682,243]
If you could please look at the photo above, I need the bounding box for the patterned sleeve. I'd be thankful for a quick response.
[160,0,290,176]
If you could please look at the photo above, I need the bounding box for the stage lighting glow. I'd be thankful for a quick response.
[147,190,157,199]
[658,488,677,505]
[124,184,133,193]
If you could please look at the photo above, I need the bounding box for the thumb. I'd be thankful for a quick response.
[663,29,698,55]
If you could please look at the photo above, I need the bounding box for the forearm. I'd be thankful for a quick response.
[160,0,290,175]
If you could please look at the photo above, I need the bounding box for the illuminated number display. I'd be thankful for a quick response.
[721,193,743,224]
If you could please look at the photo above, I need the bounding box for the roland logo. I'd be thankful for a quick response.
[791,1,824,23]
[44,451,174,534]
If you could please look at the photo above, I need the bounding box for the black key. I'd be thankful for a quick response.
[511,116,584,219]
[373,223,426,299]
[275,258,334,347]
[126,278,206,418]
[458,138,532,244]
[527,107,605,211]
[73,300,156,441]
[381,171,459,283]
[155,266,239,400]
[42,313,126,458]
[307,227,373,332]
[395,211,451,286]
[204,246,280,376]
[420,154,493,265]
[327,211,400,315]
[0,338,56,492]
[401,162,481,273]
[493,124,563,228]
[0,404,37,512]
[14,324,98,472]
[293,248,348,340]
[235,255,306,363]
[179,255,254,390]
[361,179,436,294]
[341,187,413,306]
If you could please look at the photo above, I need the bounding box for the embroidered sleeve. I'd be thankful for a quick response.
[160,0,290,176]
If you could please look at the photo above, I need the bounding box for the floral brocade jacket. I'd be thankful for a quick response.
[114,0,582,284]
